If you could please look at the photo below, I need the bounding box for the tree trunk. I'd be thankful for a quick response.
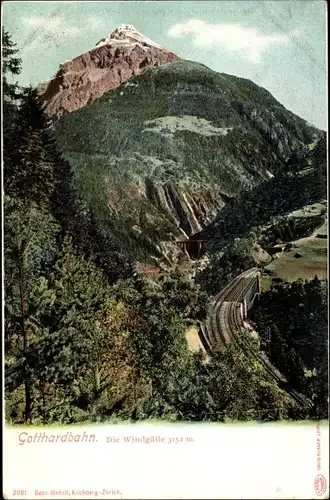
[95,364,100,394]
[41,379,46,424]
[24,380,31,422]
[18,251,31,422]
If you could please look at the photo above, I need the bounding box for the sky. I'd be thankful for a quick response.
[2,0,327,130]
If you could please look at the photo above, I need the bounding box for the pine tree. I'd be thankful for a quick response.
[4,197,59,422]
[2,28,22,102]
[5,87,56,204]
[3,30,23,176]
[43,238,109,394]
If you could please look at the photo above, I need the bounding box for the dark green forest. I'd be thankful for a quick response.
[3,31,328,425]
[249,278,328,420]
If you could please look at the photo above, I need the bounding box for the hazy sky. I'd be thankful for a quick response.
[2,0,327,129]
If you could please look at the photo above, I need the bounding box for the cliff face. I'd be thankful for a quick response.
[106,176,227,239]
[38,25,179,119]
[53,58,321,264]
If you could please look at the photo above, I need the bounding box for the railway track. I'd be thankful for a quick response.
[201,268,312,409]
[202,268,258,349]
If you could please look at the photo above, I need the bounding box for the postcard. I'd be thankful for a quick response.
[2,1,328,498]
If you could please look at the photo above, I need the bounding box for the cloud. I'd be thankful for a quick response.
[85,16,107,31]
[21,15,81,48]
[20,14,110,51]
[168,20,301,63]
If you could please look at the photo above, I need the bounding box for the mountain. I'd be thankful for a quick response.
[38,25,179,119]
[194,133,327,250]
[50,30,322,265]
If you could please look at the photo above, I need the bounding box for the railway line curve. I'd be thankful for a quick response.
[200,268,312,409]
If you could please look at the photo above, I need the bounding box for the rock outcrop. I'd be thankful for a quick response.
[38,24,179,119]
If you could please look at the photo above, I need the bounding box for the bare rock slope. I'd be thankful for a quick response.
[38,24,179,119]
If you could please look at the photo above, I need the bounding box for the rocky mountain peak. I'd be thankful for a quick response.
[38,25,179,119]
[96,24,162,49]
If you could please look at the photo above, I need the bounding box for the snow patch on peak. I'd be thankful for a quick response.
[117,24,136,31]
[95,25,162,49]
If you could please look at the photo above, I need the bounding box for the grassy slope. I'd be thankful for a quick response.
[265,220,327,283]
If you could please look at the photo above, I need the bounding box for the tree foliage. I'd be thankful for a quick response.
[250,278,328,418]
[2,28,22,102]
[5,88,57,205]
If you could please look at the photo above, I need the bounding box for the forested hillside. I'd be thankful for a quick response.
[195,135,327,296]
[53,59,321,264]
[250,278,328,419]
